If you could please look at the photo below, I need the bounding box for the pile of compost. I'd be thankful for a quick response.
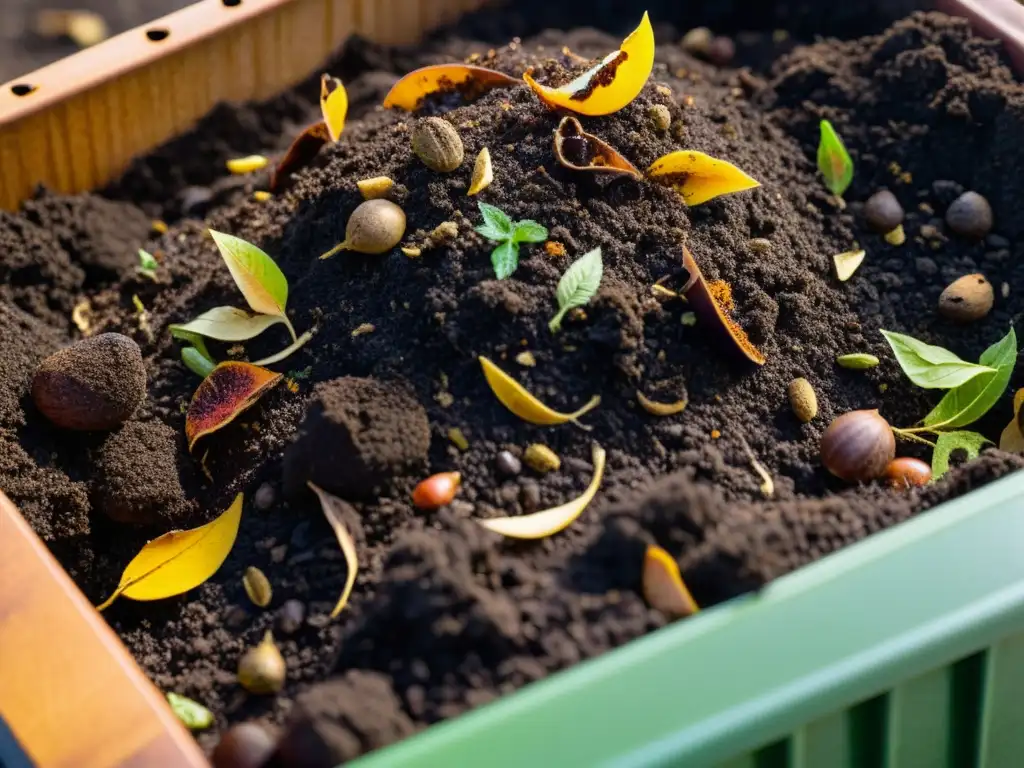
[2,2,1024,763]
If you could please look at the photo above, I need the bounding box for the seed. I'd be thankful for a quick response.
[680,27,712,56]
[237,631,286,694]
[820,409,895,482]
[837,353,880,370]
[787,378,818,423]
[412,471,461,510]
[938,273,994,323]
[242,567,272,608]
[748,238,772,254]
[411,117,464,173]
[447,427,469,451]
[864,190,904,234]
[524,444,560,473]
[945,191,993,239]
[226,155,269,174]
[211,723,277,768]
[254,483,275,511]
[357,176,395,200]
[495,450,522,477]
[681,312,697,326]
[468,148,493,196]
[515,351,537,367]
[648,104,671,132]
[322,199,406,257]
[252,191,272,202]
[884,457,932,489]
[277,599,306,635]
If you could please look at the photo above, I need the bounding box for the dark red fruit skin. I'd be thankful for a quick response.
[885,457,933,489]
[820,410,896,482]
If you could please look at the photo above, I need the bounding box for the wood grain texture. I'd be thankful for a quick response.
[0,492,209,768]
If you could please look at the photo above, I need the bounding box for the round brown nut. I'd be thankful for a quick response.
[938,273,994,323]
[945,191,993,239]
[411,117,464,173]
[787,377,818,423]
[31,332,146,431]
[212,723,276,768]
[863,190,904,234]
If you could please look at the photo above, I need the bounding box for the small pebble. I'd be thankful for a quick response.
[277,599,306,635]
[707,36,735,66]
[680,26,712,56]
[212,722,276,768]
[270,544,288,564]
[495,450,522,477]
[945,191,993,239]
[931,179,965,206]
[986,234,1010,249]
[254,483,275,512]
[290,521,312,549]
[748,238,772,253]
[863,190,904,234]
[648,104,671,132]
[938,273,994,323]
[520,480,541,512]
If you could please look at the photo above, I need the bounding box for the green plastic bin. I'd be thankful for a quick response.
[353,470,1024,767]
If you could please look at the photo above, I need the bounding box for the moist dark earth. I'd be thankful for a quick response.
[3,1,1024,764]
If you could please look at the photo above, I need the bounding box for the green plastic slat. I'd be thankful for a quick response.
[977,631,1024,767]
[715,754,756,768]
[352,472,1024,768]
[790,711,850,768]
[884,667,951,768]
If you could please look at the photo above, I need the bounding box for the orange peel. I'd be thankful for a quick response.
[185,361,282,450]
[647,150,760,206]
[320,73,348,142]
[553,116,642,179]
[383,64,519,111]
[524,12,654,116]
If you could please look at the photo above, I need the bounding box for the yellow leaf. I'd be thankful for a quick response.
[169,306,286,342]
[523,12,654,116]
[647,150,760,206]
[383,64,519,111]
[636,390,687,416]
[479,356,599,427]
[642,544,699,618]
[226,155,269,174]
[833,249,866,282]
[96,494,243,611]
[477,443,605,539]
[468,147,494,196]
[308,483,359,618]
[320,73,348,142]
[999,388,1024,452]
[208,230,290,326]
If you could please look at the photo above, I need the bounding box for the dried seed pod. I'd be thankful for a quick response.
[412,471,461,510]
[787,378,817,423]
[884,457,932,489]
[938,273,994,323]
[820,409,895,482]
[468,147,493,196]
[321,199,406,258]
[524,444,560,473]
[242,566,272,608]
[553,116,642,179]
[945,191,993,239]
[411,117,464,172]
[237,631,286,694]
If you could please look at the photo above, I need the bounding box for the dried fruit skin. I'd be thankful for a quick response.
[411,117,464,173]
[938,273,994,323]
[186,362,282,450]
[412,472,461,510]
[820,410,895,482]
[787,378,818,423]
[383,64,518,110]
[884,457,932,489]
[553,116,641,179]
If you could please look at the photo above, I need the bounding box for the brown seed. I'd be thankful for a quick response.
[411,117,464,172]
[884,457,932,489]
[237,631,286,694]
[242,566,273,608]
[938,273,994,323]
[864,190,904,234]
[820,409,895,483]
[326,199,406,256]
[945,191,993,239]
[787,378,818,423]
[412,471,461,510]
[31,333,146,431]
[212,723,276,768]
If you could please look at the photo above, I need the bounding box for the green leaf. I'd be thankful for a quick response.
[491,241,519,280]
[167,692,214,731]
[550,247,603,332]
[932,430,989,480]
[169,306,286,342]
[138,249,159,279]
[182,347,215,378]
[476,202,513,241]
[209,230,289,320]
[817,119,853,198]
[925,327,1018,429]
[880,330,996,389]
[512,220,548,244]
[170,328,213,363]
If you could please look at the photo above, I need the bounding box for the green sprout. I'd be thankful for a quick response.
[474,201,548,280]
[817,119,853,198]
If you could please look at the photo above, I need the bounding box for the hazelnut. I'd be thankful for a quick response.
[237,631,286,694]
[863,190,904,235]
[327,199,406,256]
[411,117,464,173]
[820,409,895,482]
[787,377,817,423]
[884,457,932,489]
[945,191,993,239]
[31,333,146,431]
[938,273,994,323]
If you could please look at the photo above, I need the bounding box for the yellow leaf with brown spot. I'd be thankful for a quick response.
[480,356,599,427]
[647,150,760,206]
[383,64,518,111]
[320,73,348,141]
[185,362,282,450]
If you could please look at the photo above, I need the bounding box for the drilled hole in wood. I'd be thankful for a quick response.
[146,28,170,42]
[222,0,243,6]
[10,83,37,96]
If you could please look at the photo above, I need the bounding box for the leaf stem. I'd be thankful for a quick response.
[253,328,315,366]
[891,427,937,448]
[549,306,569,333]
[282,314,298,342]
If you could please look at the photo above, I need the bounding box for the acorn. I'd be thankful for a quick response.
[863,190,905,245]
[945,191,993,239]
[321,199,406,258]
[938,273,993,323]
[237,631,286,694]
[884,457,932,489]
[211,722,277,768]
[820,409,895,482]
[412,471,461,510]
[411,117,464,173]
[31,332,146,431]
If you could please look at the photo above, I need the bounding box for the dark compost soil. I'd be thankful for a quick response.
[4,2,1024,764]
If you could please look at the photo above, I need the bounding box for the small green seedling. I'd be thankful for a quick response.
[550,247,603,332]
[474,201,548,280]
[817,119,853,198]
[137,249,159,281]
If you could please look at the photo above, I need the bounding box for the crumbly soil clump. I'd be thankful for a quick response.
[2,5,1024,762]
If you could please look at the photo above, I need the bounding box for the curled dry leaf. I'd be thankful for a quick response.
[308,483,359,618]
[480,356,600,427]
[270,121,330,192]
[642,545,699,619]
[477,443,606,539]
[833,249,866,282]
[680,247,766,365]
[383,64,519,111]
[320,73,348,142]
[468,147,494,196]
[186,362,283,450]
[96,494,243,611]
[999,388,1024,452]
[524,13,654,116]
[647,151,760,206]
[553,117,641,179]
[636,390,688,416]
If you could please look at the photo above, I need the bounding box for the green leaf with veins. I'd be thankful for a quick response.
[881,330,996,390]
[512,220,548,244]
[476,201,513,241]
[550,247,603,332]
[817,119,853,197]
[924,327,1017,429]
[491,241,520,280]
[932,430,990,480]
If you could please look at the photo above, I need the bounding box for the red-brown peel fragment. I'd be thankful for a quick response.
[553,116,642,179]
[186,362,283,450]
[270,121,331,192]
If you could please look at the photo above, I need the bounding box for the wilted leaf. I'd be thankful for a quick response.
[553,116,641,179]
[648,150,760,206]
[320,73,348,141]
[642,545,698,618]
[167,693,214,731]
[524,13,654,116]
[270,121,331,192]
[308,483,359,618]
[209,231,291,329]
[169,306,286,342]
[383,64,518,111]
[185,362,283,450]
[932,431,989,480]
[96,494,243,610]
[480,356,599,427]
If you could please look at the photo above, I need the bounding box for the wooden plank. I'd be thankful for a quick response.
[0,492,209,768]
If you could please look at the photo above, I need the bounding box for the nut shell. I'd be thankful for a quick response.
[820,409,895,482]
[31,332,146,431]
[884,457,932,489]
[787,377,818,423]
[945,191,993,239]
[938,273,993,323]
[411,117,464,172]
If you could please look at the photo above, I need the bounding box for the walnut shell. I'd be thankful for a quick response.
[411,117,464,173]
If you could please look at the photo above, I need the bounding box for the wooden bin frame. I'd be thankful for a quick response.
[0,0,1022,766]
